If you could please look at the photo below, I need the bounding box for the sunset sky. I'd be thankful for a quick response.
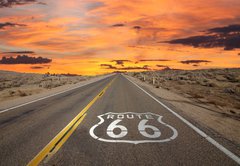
[0,0,240,75]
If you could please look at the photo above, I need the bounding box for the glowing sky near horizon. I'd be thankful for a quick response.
[0,0,240,75]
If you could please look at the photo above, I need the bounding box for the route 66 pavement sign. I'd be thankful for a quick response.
[89,112,178,144]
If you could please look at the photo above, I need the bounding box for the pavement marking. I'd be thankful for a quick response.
[27,77,116,166]
[124,75,240,164]
[0,75,114,114]
[90,112,178,144]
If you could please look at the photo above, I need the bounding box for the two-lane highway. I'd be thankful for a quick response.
[0,74,239,166]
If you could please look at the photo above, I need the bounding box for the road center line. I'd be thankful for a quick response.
[124,75,240,164]
[27,77,116,166]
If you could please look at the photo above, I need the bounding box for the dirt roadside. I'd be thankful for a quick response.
[125,74,240,147]
[0,73,113,111]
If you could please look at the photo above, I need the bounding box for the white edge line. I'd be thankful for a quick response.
[124,75,240,164]
[0,74,114,114]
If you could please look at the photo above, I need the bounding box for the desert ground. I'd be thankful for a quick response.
[0,70,96,102]
[0,69,239,145]
[126,68,240,145]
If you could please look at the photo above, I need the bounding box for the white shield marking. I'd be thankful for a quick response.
[89,112,178,144]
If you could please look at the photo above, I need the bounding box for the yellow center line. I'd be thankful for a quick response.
[27,77,116,166]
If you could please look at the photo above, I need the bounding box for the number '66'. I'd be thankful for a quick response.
[107,119,161,139]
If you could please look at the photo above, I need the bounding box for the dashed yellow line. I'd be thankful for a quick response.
[27,77,116,166]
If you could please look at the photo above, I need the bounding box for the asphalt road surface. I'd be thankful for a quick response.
[0,74,239,166]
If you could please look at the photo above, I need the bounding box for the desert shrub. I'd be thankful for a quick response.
[41,80,66,89]
[60,80,67,85]
[223,87,237,95]
[203,79,208,83]
[8,90,15,96]
[187,81,197,85]
[196,80,207,86]
[229,110,236,114]
[189,93,204,99]
[216,75,227,82]
[133,72,138,77]
[18,90,27,97]
[12,81,22,87]
[78,78,86,82]
[225,75,238,83]
[52,81,62,88]
[158,79,165,83]
[2,82,11,89]
[178,76,188,80]
[41,81,52,89]
[234,104,240,109]
[174,86,181,90]
[207,82,218,87]
[177,80,186,85]
[0,83,5,91]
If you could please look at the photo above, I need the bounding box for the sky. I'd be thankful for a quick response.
[0,0,240,75]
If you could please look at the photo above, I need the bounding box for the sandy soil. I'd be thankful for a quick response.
[126,68,240,145]
[0,70,112,110]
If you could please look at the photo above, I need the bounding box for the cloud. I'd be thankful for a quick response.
[118,66,150,70]
[133,26,142,30]
[3,51,35,54]
[0,0,44,8]
[0,22,26,29]
[156,64,169,68]
[0,55,52,64]
[180,60,211,65]
[30,66,44,69]
[162,66,172,70]
[166,24,240,50]
[139,59,170,62]
[192,64,199,67]
[208,24,240,34]
[100,64,117,69]
[111,23,125,27]
[128,45,162,50]
[156,65,171,70]
[111,60,131,66]
[100,63,149,70]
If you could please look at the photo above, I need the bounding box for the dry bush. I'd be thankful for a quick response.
[12,80,22,87]
[17,90,28,97]
[177,80,186,85]
[8,90,15,96]
[189,93,204,99]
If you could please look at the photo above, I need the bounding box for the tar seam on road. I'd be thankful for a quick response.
[124,75,240,164]
[27,77,116,166]
[0,74,114,114]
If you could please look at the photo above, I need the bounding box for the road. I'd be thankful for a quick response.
[0,74,239,166]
